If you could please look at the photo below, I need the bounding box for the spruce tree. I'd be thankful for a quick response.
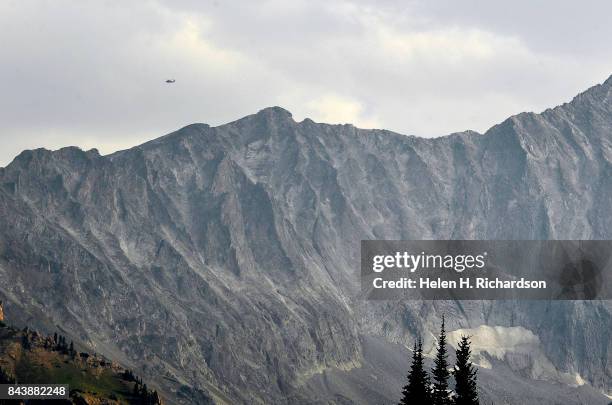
[399,338,431,404]
[453,336,479,405]
[432,316,451,405]
[0,366,15,384]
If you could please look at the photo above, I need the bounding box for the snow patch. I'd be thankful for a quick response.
[448,325,539,360]
[573,372,586,386]
[448,325,594,389]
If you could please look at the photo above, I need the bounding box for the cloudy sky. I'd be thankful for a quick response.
[1,0,612,166]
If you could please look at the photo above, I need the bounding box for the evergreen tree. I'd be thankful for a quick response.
[21,333,31,350]
[432,316,451,405]
[59,335,68,353]
[399,338,431,404]
[123,369,136,382]
[0,366,15,384]
[453,336,479,405]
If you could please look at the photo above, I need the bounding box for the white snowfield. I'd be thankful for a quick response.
[448,325,592,391]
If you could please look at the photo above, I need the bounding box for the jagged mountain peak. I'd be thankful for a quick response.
[1,77,612,404]
[4,146,100,171]
[255,106,294,119]
[559,74,612,111]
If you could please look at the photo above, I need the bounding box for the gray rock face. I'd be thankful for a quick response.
[1,77,612,404]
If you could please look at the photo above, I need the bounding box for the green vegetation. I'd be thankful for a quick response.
[15,354,132,400]
[0,323,161,404]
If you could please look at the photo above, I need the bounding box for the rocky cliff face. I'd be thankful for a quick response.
[1,77,611,404]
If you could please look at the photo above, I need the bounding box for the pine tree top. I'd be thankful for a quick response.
[454,335,479,405]
[399,337,431,405]
[432,315,451,405]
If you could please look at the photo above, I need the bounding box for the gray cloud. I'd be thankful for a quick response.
[1,0,612,166]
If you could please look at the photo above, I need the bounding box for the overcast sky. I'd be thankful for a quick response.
[2,0,612,167]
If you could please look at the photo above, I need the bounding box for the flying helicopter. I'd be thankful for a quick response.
[165,79,175,83]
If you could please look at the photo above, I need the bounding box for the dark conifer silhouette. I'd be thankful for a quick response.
[432,316,451,405]
[453,336,479,405]
[21,333,31,350]
[0,366,15,384]
[57,335,66,352]
[399,338,431,404]
[69,340,78,358]
[122,369,136,382]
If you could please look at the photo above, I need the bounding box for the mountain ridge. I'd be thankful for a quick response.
[4,73,611,169]
[0,76,611,404]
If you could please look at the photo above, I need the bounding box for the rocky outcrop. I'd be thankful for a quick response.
[0,323,164,404]
[0,77,612,403]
